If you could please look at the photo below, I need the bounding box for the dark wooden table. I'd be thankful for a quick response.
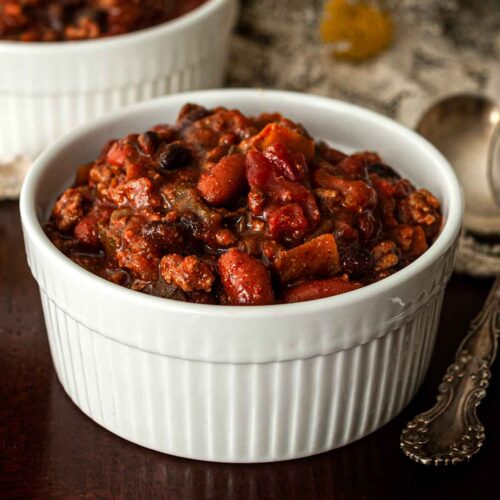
[1,200,498,500]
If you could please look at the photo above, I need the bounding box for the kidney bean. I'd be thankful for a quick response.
[246,150,273,190]
[218,248,274,305]
[284,276,362,303]
[263,143,307,182]
[197,154,247,206]
[141,221,183,252]
[117,252,159,283]
[74,214,101,248]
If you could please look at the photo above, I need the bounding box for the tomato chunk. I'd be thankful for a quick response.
[263,143,307,182]
[246,150,320,225]
[274,234,341,284]
[242,123,315,161]
[267,203,309,241]
[313,168,377,212]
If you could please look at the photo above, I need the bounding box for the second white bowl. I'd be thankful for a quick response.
[0,0,238,165]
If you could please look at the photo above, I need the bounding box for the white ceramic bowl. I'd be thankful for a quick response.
[20,89,463,463]
[0,0,237,165]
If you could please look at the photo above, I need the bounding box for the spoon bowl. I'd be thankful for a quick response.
[417,93,500,234]
[488,123,500,208]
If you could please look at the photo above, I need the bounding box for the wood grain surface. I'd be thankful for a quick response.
[1,200,498,500]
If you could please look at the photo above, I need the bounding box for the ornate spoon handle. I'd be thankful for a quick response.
[401,276,500,465]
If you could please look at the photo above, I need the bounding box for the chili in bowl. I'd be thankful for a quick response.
[20,90,463,462]
[43,103,443,305]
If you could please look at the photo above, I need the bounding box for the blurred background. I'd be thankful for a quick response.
[228,0,500,128]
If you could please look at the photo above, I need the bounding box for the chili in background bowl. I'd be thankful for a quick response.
[0,0,237,166]
[0,1,209,41]
[20,89,463,462]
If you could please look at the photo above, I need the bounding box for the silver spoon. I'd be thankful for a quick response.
[417,94,500,235]
[400,94,500,465]
[489,122,500,208]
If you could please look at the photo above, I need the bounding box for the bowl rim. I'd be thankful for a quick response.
[20,88,464,319]
[0,0,228,53]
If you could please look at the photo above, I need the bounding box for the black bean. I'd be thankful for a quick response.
[157,142,192,171]
[177,103,211,127]
[47,4,65,32]
[368,163,401,180]
[138,131,161,155]
[179,213,205,242]
[75,8,107,30]
[148,279,187,301]
[340,244,374,279]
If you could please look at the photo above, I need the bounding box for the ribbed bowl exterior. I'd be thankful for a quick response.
[20,90,463,463]
[26,239,456,463]
[0,0,236,163]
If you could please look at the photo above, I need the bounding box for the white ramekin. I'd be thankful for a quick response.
[20,90,463,463]
[0,0,237,165]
